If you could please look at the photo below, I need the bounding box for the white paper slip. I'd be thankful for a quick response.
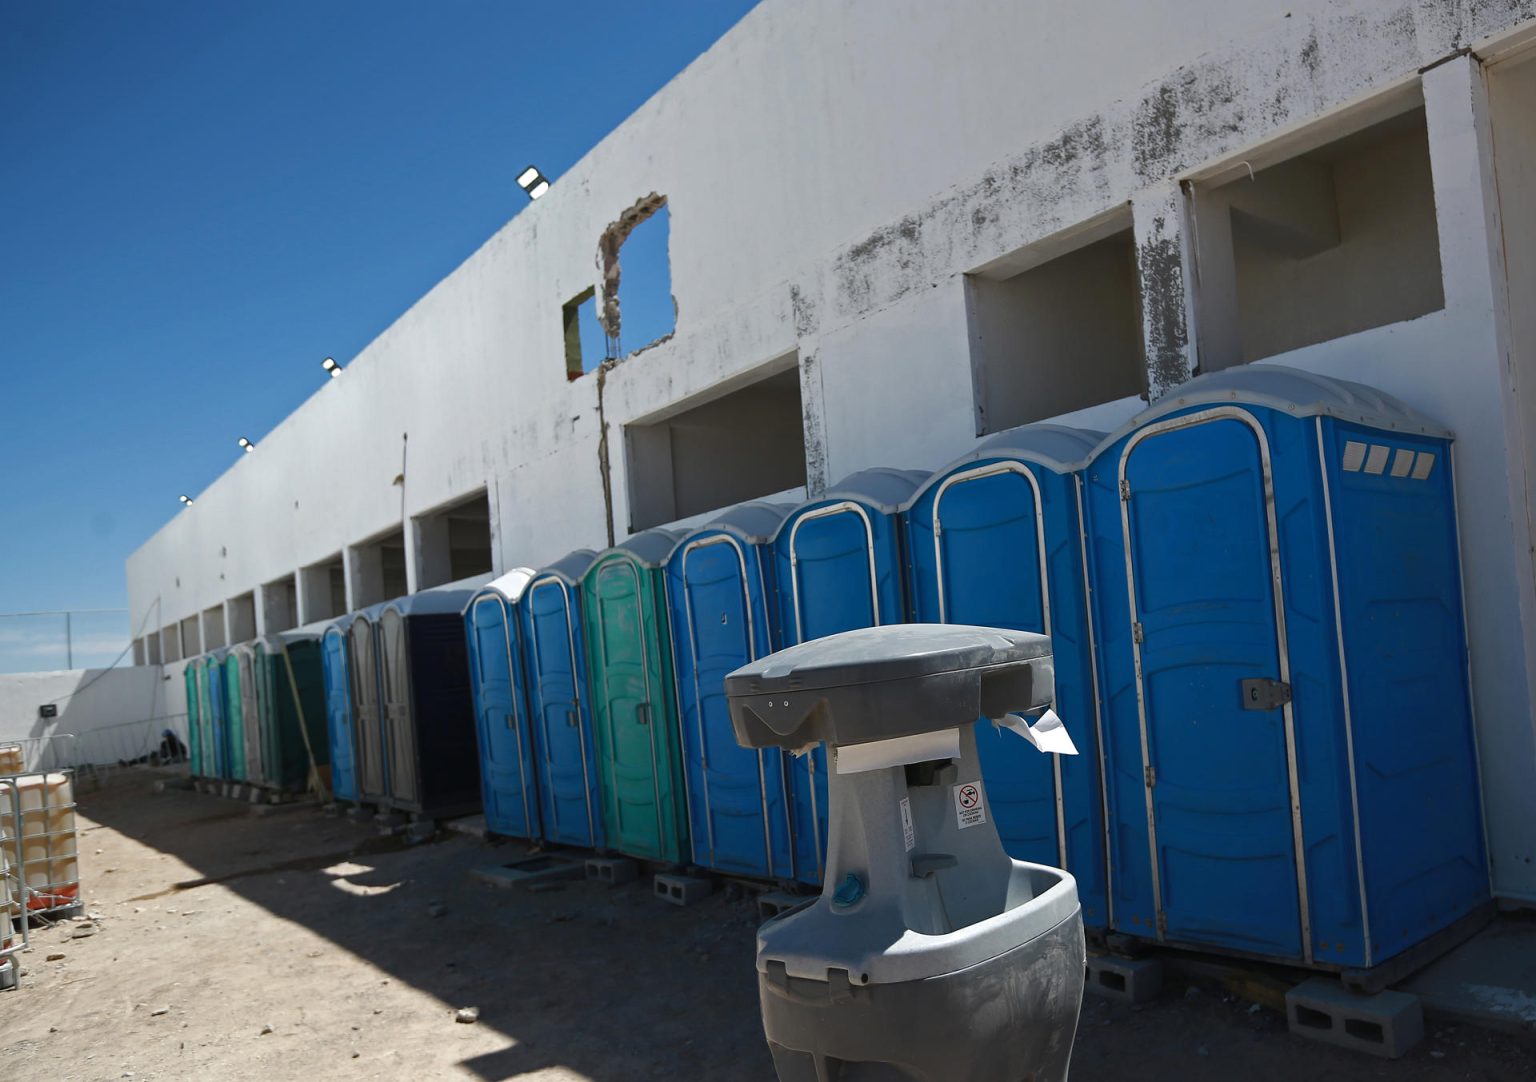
[996,709,1079,756]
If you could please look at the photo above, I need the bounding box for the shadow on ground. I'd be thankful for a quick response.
[66,770,1536,1082]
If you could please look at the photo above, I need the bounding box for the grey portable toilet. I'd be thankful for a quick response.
[728,625,1085,1082]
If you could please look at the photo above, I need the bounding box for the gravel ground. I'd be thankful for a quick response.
[2,769,1533,1080]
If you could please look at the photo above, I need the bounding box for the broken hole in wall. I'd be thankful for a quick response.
[599,195,675,360]
[625,355,806,532]
[967,217,1146,434]
[562,286,607,380]
[1192,104,1444,369]
[413,489,493,590]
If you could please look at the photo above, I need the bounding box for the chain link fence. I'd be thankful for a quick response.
[0,610,130,675]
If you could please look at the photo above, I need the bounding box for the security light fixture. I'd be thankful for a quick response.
[322,356,342,378]
[517,165,550,200]
[238,437,255,453]
[179,494,194,506]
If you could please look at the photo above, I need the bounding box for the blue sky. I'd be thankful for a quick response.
[0,1,756,671]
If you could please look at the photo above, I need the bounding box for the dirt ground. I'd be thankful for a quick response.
[2,770,1534,1081]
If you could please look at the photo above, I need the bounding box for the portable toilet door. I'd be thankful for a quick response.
[664,504,795,881]
[902,425,1110,930]
[195,658,218,780]
[207,651,229,779]
[348,607,389,804]
[581,530,689,864]
[237,644,264,786]
[184,663,203,778]
[770,468,927,884]
[464,569,540,840]
[1082,365,1488,971]
[322,616,359,803]
[257,630,330,793]
[222,651,248,782]
[377,588,481,818]
[521,550,604,850]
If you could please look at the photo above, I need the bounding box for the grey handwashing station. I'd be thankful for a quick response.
[726,624,1085,1082]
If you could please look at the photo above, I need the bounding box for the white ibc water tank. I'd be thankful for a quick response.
[0,773,80,915]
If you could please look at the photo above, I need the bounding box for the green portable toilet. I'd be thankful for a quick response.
[223,650,248,782]
[255,627,331,793]
[184,661,203,777]
[581,529,688,864]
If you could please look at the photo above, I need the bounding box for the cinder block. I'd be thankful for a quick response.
[585,856,639,885]
[1085,953,1163,1004]
[0,957,16,992]
[1285,977,1423,1059]
[757,891,808,921]
[654,873,713,907]
[374,811,408,836]
[346,805,372,824]
[403,819,436,845]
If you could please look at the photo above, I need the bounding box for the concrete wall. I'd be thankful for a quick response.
[0,665,182,770]
[124,0,1536,899]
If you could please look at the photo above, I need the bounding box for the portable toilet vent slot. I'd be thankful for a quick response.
[1081,364,1489,974]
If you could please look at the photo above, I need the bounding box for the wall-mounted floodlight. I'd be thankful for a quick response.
[237,437,255,453]
[179,494,194,506]
[322,356,342,378]
[516,165,550,200]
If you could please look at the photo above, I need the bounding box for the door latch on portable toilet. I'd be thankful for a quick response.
[1240,678,1292,711]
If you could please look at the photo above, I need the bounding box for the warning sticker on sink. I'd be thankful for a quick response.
[953,782,986,829]
[900,797,915,851]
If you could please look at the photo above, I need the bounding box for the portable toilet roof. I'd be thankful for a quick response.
[381,587,477,618]
[536,548,598,585]
[465,567,537,612]
[903,425,1104,514]
[1088,365,1451,459]
[594,528,682,569]
[815,467,930,517]
[669,501,792,557]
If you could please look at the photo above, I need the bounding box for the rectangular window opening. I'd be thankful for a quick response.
[262,573,298,634]
[968,223,1146,434]
[299,554,347,624]
[350,528,407,608]
[226,592,257,645]
[600,196,675,361]
[201,605,227,651]
[178,615,201,658]
[1193,104,1444,368]
[413,490,493,591]
[145,634,162,666]
[562,286,606,380]
[160,625,182,664]
[625,356,806,531]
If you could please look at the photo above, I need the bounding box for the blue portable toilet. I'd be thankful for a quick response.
[1082,365,1488,974]
[902,424,1109,930]
[664,503,795,881]
[206,648,229,779]
[521,550,605,850]
[770,468,927,884]
[321,614,359,804]
[464,568,541,840]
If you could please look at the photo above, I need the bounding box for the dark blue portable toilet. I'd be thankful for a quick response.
[464,569,541,840]
[769,468,927,884]
[521,550,605,850]
[321,615,358,804]
[664,503,795,881]
[1082,365,1488,975]
[377,588,481,819]
[903,424,1109,930]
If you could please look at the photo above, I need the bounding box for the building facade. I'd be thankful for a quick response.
[126,0,1536,902]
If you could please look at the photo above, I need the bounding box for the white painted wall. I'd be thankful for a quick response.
[0,665,182,770]
[122,0,1536,898]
